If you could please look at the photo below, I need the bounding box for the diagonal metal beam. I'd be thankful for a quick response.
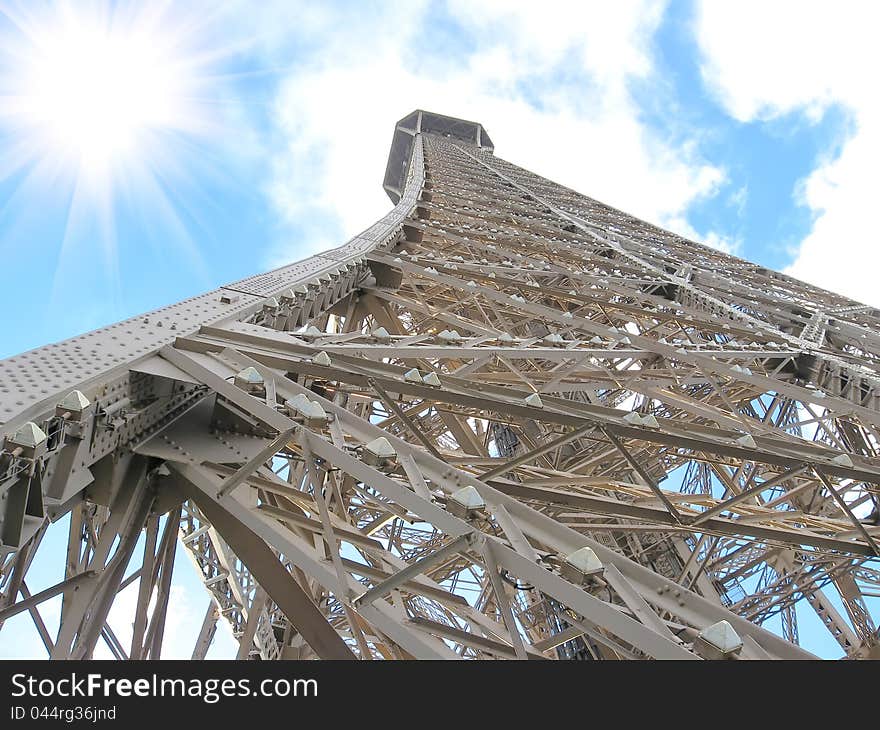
[177,471,358,660]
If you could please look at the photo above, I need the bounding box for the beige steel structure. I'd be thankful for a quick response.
[0,110,878,660]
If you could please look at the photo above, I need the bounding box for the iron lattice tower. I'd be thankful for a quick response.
[1,110,878,660]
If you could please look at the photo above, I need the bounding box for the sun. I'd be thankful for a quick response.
[24,22,178,170]
[0,2,214,188]
[0,1,237,310]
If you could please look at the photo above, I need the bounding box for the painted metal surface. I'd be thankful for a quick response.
[1,110,878,660]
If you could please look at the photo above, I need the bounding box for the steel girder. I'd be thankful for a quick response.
[1,110,879,660]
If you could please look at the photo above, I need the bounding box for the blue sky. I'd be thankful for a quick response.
[0,0,874,361]
[1,0,877,658]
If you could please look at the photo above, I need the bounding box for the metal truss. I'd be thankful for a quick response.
[1,109,879,660]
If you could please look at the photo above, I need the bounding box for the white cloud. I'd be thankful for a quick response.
[247,1,727,267]
[666,215,741,256]
[728,185,747,217]
[0,512,238,660]
[95,541,238,660]
[0,594,61,659]
[696,1,880,306]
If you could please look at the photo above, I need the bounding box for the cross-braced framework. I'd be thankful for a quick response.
[1,110,879,660]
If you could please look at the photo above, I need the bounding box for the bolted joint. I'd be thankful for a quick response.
[436,328,462,344]
[300,400,330,428]
[362,436,397,471]
[560,546,604,585]
[262,296,280,312]
[285,393,311,416]
[300,325,324,339]
[5,421,49,460]
[400,366,441,387]
[234,366,267,397]
[55,389,93,422]
[422,371,441,387]
[403,367,423,384]
[285,394,331,427]
[447,485,485,521]
[693,620,743,660]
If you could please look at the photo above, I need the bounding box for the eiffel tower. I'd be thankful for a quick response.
[1,110,878,660]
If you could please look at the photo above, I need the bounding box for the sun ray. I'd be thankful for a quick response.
[0,0,245,315]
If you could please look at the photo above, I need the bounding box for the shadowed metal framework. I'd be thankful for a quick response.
[1,109,878,660]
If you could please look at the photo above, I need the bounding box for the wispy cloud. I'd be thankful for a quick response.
[695,1,880,305]
[241,1,727,267]
[95,545,239,660]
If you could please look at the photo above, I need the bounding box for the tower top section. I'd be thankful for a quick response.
[383,110,493,203]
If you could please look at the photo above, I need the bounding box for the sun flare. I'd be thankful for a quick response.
[1,2,215,188]
[24,24,180,167]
